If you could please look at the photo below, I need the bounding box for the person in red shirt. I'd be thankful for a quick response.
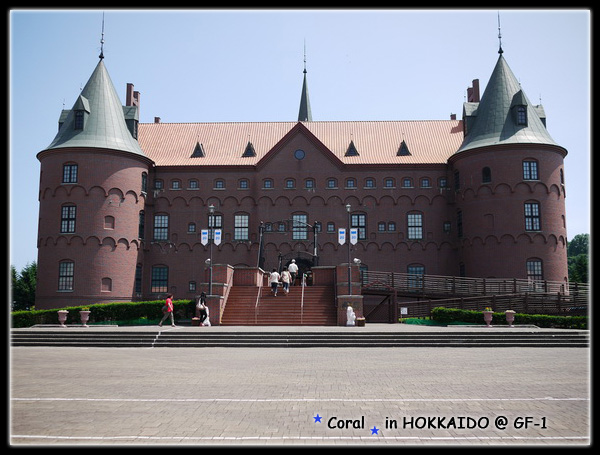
[158,293,176,327]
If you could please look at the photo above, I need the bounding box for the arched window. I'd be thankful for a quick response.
[101,277,112,292]
[526,258,543,282]
[60,205,76,233]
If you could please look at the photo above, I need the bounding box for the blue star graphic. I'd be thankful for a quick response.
[370,426,379,435]
[313,414,322,423]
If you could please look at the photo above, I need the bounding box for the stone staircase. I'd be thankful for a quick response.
[11,329,590,348]
[220,285,337,326]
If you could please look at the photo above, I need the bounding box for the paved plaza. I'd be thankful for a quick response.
[9,325,591,446]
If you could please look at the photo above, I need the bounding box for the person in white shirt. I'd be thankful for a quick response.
[269,268,281,296]
[280,267,291,295]
[288,259,299,286]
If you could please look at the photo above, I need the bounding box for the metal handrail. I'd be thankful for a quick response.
[254,276,263,325]
[361,270,588,298]
[300,273,306,325]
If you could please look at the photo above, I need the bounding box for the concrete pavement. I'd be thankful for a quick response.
[9,324,591,446]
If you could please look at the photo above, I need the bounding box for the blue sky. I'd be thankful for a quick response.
[9,9,590,272]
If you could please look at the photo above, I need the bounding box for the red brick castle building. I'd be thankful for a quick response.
[35,42,568,312]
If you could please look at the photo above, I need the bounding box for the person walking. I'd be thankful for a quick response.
[288,259,298,285]
[281,266,291,295]
[269,268,281,296]
[159,293,176,327]
[197,292,208,324]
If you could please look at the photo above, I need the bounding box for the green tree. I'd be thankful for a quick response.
[567,234,589,283]
[11,262,37,311]
[567,233,589,256]
[568,254,588,283]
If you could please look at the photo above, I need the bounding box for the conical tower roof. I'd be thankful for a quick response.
[456,54,563,154]
[42,59,146,157]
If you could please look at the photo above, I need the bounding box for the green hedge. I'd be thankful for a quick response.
[430,307,587,330]
[10,300,195,328]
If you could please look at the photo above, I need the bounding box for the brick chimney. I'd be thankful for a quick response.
[126,83,140,107]
[467,79,480,103]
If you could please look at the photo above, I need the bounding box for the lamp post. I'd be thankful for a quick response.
[346,203,352,295]
[208,204,215,295]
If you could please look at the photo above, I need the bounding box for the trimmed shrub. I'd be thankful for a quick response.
[10,300,195,328]
[430,307,587,330]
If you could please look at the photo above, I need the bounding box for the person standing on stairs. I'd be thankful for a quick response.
[281,266,291,295]
[288,259,298,285]
[269,268,281,296]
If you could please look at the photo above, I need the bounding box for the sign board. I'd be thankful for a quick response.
[201,229,209,245]
[349,228,358,245]
[400,307,408,315]
[338,228,346,245]
[213,229,222,245]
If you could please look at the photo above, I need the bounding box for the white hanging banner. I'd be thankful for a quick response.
[349,228,358,245]
[338,228,346,245]
[201,229,209,245]
[213,229,222,245]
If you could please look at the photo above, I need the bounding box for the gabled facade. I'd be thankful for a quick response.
[35,47,568,310]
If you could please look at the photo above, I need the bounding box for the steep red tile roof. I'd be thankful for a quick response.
[137,120,464,166]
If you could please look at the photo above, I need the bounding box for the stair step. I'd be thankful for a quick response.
[11,330,589,348]
[221,285,337,326]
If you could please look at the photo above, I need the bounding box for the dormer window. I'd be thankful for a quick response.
[72,94,90,131]
[516,106,527,126]
[511,90,528,127]
[74,110,85,130]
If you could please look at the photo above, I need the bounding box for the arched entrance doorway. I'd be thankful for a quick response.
[281,252,314,285]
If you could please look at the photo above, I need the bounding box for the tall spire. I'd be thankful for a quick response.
[99,12,105,60]
[297,40,312,122]
[497,11,503,55]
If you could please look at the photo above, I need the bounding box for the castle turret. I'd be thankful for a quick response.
[36,58,154,309]
[449,53,568,284]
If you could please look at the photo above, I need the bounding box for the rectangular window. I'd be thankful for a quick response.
[74,111,84,130]
[151,266,169,293]
[62,164,78,183]
[58,261,74,291]
[407,213,423,240]
[208,214,223,240]
[153,214,169,240]
[138,211,145,239]
[526,259,543,282]
[234,214,249,240]
[135,264,142,294]
[292,214,308,240]
[407,265,425,289]
[517,106,527,125]
[60,205,76,233]
[524,202,541,231]
[523,161,539,180]
[351,213,367,240]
